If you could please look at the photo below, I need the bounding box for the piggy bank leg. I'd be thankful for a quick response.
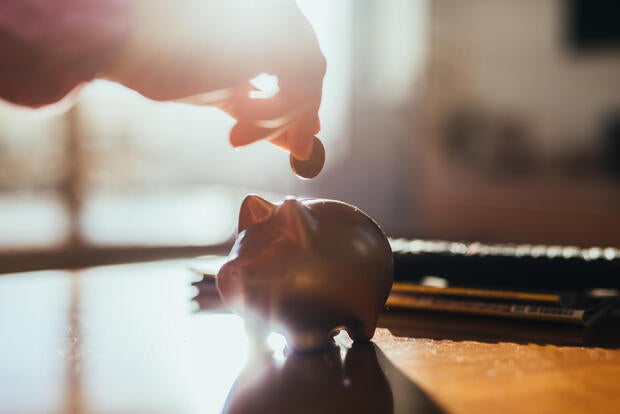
[348,326,375,343]
[347,318,377,343]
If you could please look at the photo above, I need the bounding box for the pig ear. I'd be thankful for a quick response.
[274,198,317,245]
[238,195,277,232]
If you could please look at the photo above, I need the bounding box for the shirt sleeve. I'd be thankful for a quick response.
[0,0,132,107]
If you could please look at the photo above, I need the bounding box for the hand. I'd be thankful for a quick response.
[102,0,326,160]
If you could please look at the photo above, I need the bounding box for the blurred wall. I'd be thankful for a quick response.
[410,0,620,246]
[425,0,620,155]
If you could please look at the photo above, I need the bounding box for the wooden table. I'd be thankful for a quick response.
[1,260,619,414]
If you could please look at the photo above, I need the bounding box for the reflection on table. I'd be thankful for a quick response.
[1,260,619,414]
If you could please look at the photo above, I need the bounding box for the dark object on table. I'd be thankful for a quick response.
[386,282,616,326]
[391,239,620,289]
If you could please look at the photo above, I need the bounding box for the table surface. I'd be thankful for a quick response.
[1,260,619,414]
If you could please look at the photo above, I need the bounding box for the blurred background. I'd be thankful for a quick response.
[1,0,619,273]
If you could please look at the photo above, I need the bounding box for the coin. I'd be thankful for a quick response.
[290,136,325,179]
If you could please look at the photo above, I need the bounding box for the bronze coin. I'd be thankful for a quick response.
[290,136,325,179]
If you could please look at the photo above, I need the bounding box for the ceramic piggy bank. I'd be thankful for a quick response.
[217,195,393,351]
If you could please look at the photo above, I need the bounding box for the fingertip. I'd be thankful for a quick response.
[313,117,321,135]
[289,115,319,160]
[230,121,288,148]
[228,123,245,147]
[290,132,314,161]
[229,122,261,147]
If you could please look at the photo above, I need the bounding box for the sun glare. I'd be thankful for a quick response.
[249,73,280,99]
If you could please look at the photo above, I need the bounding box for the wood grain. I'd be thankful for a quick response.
[375,329,620,414]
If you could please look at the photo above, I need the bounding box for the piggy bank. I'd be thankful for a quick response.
[217,195,393,351]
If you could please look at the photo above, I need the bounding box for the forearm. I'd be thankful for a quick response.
[0,0,132,107]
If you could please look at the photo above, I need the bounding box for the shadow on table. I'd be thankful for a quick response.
[380,310,620,349]
[221,341,443,414]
